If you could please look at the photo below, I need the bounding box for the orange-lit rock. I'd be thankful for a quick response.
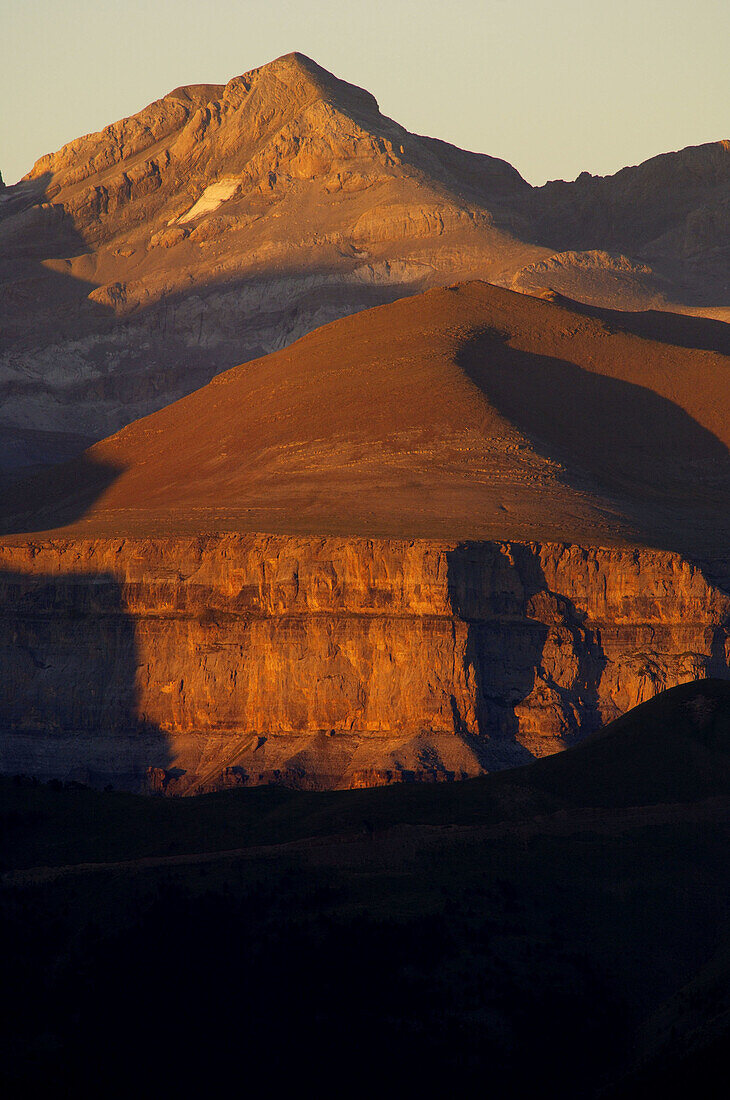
[1,536,727,792]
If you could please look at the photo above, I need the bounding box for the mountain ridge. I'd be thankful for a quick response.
[1,52,728,474]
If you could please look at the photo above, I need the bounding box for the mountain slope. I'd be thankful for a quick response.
[1,52,728,472]
[0,53,540,470]
[4,280,728,554]
[530,140,730,266]
[518,139,730,316]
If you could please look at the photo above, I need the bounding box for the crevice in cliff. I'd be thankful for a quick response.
[447,542,609,764]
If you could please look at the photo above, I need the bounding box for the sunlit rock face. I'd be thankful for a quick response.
[1,52,728,470]
[1,536,727,793]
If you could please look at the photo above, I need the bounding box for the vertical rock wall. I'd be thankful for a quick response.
[0,536,728,790]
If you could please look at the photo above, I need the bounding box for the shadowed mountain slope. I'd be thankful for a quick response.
[519,677,730,807]
[4,281,728,554]
[529,140,730,274]
[3,679,728,868]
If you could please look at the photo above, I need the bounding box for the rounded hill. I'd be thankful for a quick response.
[4,281,729,551]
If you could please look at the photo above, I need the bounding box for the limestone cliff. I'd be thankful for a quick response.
[1,536,727,792]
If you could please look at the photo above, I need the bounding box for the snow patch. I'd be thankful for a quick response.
[179,178,240,223]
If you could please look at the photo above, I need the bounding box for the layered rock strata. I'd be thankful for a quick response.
[1,536,728,792]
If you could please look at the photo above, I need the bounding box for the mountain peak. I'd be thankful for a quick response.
[223,51,381,122]
[269,50,334,76]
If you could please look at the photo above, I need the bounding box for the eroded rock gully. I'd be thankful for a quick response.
[1,536,728,792]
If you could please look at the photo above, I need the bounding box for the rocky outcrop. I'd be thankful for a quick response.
[509,250,668,310]
[529,140,730,259]
[1,536,727,792]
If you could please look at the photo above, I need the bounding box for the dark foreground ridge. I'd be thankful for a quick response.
[2,679,729,1097]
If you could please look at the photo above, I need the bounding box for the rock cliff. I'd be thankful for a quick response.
[1,536,728,792]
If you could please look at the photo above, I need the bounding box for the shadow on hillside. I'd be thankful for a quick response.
[0,568,171,790]
[445,542,606,768]
[0,173,257,477]
[0,453,125,535]
[0,173,128,471]
[457,326,730,553]
[1,165,426,477]
[564,300,730,356]
[0,174,112,349]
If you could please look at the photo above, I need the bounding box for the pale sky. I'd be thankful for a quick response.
[2,0,728,187]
